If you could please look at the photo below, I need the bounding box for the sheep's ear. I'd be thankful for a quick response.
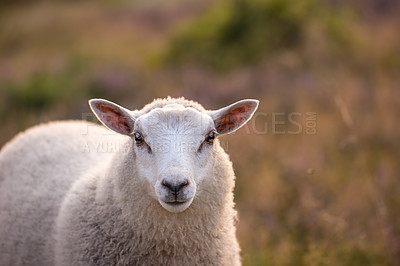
[89,99,137,136]
[208,99,259,135]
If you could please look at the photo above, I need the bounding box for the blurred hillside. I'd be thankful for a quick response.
[1,0,400,265]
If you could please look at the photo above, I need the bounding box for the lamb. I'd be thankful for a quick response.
[0,97,259,265]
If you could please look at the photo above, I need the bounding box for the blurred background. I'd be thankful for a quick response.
[1,0,399,265]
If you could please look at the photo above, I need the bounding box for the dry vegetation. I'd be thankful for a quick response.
[0,0,399,265]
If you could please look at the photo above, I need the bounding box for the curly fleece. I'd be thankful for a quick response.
[0,98,241,265]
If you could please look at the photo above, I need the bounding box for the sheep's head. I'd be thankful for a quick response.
[89,98,259,213]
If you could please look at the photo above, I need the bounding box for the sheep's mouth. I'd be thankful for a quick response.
[159,198,193,213]
[163,200,188,206]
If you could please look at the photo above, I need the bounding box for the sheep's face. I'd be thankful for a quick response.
[133,105,216,213]
[89,98,259,213]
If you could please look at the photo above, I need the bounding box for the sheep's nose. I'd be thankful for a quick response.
[162,179,189,195]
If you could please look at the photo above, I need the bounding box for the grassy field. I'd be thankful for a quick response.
[1,0,399,265]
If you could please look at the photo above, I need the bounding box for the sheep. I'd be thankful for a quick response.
[0,97,259,265]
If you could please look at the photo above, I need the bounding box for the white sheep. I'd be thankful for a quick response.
[0,97,259,265]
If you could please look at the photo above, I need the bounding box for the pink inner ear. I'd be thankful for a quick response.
[96,103,132,133]
[216,105,253,133]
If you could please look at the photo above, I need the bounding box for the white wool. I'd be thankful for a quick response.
[0,97,258,265]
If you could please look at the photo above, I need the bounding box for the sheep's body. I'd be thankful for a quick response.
[0,121,120,265]
[0,97,258,265]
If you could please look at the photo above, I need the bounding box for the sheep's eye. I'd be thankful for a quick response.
[134,132,144,144]
[205,131,216,144]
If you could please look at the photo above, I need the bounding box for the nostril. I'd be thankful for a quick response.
[162,179,189,194]
[175,180,189,192]
[161,179,172,190]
